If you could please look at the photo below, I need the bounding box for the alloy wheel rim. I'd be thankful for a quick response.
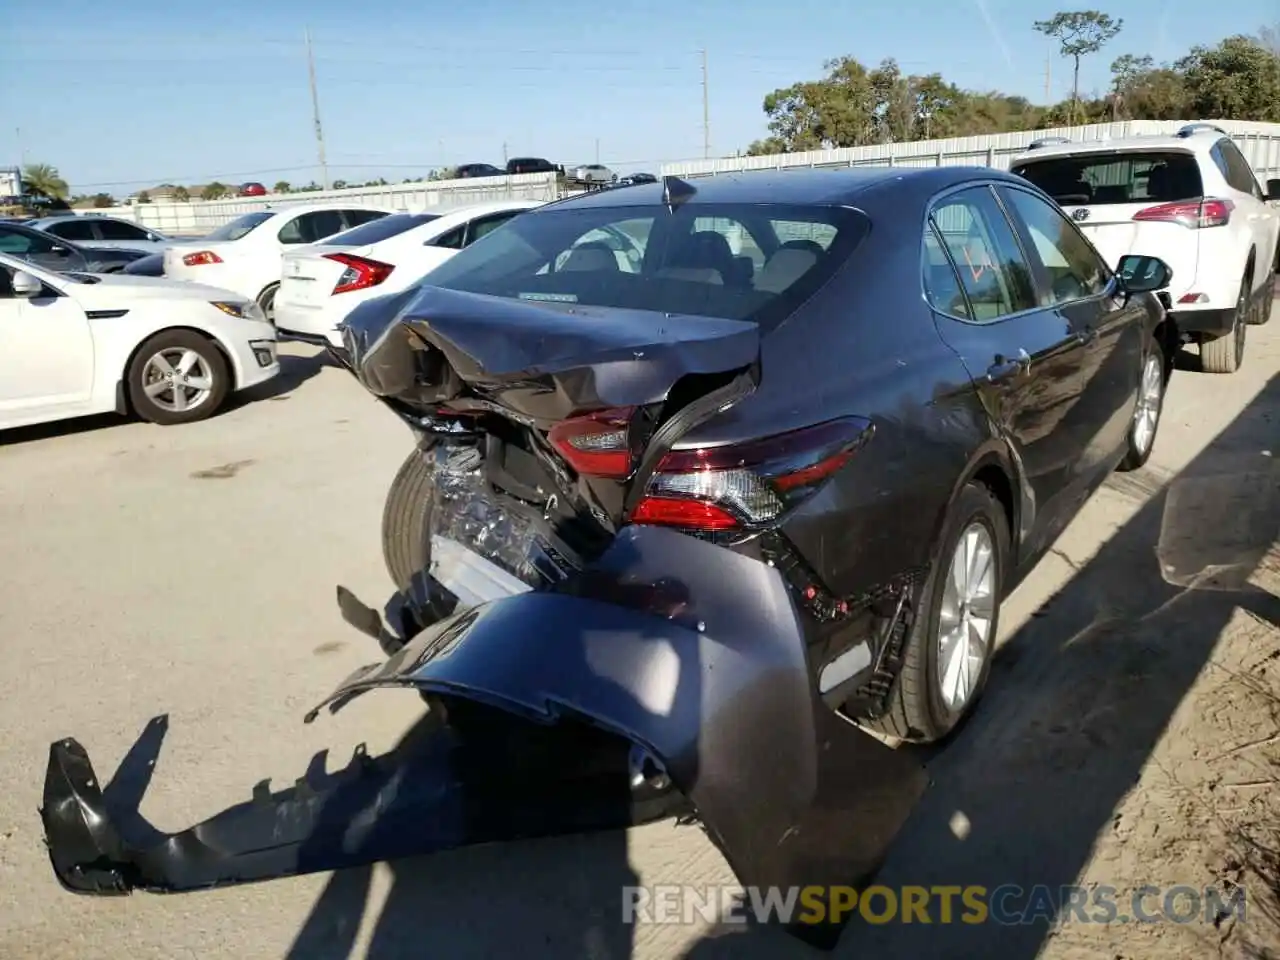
[1132,353,1163,456]
[142,348,214,413]
[937,522,996,712]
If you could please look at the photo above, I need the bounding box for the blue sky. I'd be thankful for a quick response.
[1,0,1273,194]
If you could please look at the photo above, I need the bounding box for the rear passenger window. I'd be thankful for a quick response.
[342,209,388,229]
[931,187,1036,323]
[465,213,518,246]
[49,220,96,241]
[922,226,970,319]
[429,226,466,249]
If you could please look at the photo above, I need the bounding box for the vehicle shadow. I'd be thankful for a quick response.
[675,373,1280,959]
[229,347,328,406]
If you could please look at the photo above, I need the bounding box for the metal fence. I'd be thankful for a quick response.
[93,172,562,236]
[659,119,1280,181]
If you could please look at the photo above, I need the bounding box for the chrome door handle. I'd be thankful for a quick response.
[987,347,1031,383]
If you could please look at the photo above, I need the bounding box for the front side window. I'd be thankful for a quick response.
[930,187,1036,323]
[1000,186,1111,304]
[418,201,870,331]
[1013,151,1204,206]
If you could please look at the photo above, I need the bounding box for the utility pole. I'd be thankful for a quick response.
[1044,51,1052,104]
[595,138,600,163]
[701,48,711,159]
[305,28,330,190]
[502,142,508,164]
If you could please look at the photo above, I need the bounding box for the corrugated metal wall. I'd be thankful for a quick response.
[660,119,1280,180]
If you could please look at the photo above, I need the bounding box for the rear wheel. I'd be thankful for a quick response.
[126,329,230,425]
[1200,274,1250,374]
[1117,336,1165,472]
[862,482,1008,743]
[382,446,436,590]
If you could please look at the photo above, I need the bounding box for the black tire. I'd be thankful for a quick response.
[257,282,279,326]
[1116,334,1166,472]
[1250,270,1275,326]
[1200,273,1250,374]
[126,329,230,426]
[382,446,436,591]
[862,482,1009,744]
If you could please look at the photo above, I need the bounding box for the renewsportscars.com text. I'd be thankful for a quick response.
[622,884,1247,926]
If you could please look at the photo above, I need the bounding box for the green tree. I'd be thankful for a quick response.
[1177,35,1280,121]
[173,186,190,202]
[273,180,291,193]
[332,179,348,190]
[201,181,228,200]
[1110,54,1187,120]
[21,162,69,200]
[136,190,152,204]
[91,193,114,208]
[1034,10,1124,124]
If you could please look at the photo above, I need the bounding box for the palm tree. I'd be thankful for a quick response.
[22,163,69,200]
[173,186,190,202]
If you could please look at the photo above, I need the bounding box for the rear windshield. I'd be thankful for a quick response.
[322,212,439,247]
[418,201,869,331]
[1012,151,1204,206]
[203,211,273,242]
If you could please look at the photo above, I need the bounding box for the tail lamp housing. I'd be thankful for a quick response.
[182,250,223,266]
[325,253,395,295]
[1133,198,1233,229]
[548,408,873,533]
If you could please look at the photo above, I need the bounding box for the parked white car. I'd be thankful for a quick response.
[0,252,279,430]
[1010,123,1280,374]
[274,200,543,348]
[26,214,173,253]
[162,203,393,323]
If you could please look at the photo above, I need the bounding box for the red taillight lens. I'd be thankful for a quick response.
[548,406,637,479]
[1133,198,1233,229]
[630,417,873,533]
[182,250,223,266]
[325,253,396,295]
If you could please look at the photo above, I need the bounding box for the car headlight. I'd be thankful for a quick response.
[210,301,262,321]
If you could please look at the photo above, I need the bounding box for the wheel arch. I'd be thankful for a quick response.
[117,325,240,413]
[931,442,1025,586]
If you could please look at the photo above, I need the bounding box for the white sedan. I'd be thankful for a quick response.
[162,203,393,323]
[0,253,280,431]
[273,200,543,348]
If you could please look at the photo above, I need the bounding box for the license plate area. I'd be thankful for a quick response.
[427,444,581,608]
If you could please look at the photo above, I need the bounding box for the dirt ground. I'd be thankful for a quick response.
[0,319,1277,960]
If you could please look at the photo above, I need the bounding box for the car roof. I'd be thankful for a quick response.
[1012,133,1216,164]
[548,166,1029,211]
[262,201,393,217]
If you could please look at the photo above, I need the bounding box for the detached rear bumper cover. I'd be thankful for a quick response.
[41,526,927,898]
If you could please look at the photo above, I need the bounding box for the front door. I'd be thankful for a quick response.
[0,264,95,415]
[924,184,1090,561]
[996,184,1146,484]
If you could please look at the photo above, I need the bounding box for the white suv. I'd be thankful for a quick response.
[1010,123,1279,373]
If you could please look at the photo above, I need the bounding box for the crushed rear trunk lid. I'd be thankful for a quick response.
[340,285,760,422]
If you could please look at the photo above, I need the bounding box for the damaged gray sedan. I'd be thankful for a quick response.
[39,166,1174,946]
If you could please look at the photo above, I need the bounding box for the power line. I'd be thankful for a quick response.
[701,49,711,160]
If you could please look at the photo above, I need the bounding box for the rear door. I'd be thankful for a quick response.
[997,183,1145,482]
[1011,149,1202,300]
[925,184,1090,555]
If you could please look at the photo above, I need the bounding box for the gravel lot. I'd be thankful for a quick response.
[1,323,1278,960]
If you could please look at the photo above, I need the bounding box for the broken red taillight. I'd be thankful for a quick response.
[325,253,396,295]
[547,406,637,479]
[1133,198,1233,229]
[549,409,873,533]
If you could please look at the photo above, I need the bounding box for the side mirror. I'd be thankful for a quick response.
[12,270,42,298]
[1265,179,1280,202]
[1116,254,1172,294]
